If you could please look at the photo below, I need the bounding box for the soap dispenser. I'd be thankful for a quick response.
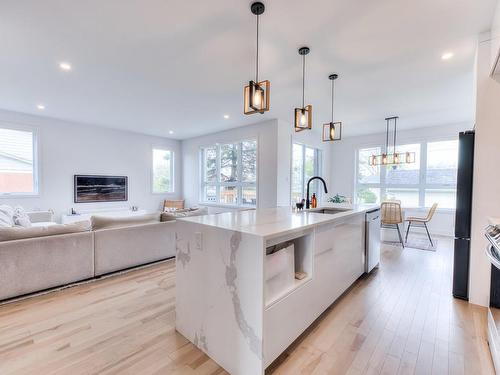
[311,193,317,208]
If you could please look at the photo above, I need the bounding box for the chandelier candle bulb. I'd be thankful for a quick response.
[369,116,415,166]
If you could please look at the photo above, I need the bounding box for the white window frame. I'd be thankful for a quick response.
[199,139,258,208]
[0,122,39,197]
[151,147,175,194]
[354,137,458,210]
[290,142,323,204]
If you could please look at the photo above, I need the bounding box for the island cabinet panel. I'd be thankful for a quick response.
[263,276,318,367]
[264,213,365,367]
[328,213,365,295]
[313,214,365,308]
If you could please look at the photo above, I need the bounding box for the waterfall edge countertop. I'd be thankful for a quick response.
[177,204,379,239]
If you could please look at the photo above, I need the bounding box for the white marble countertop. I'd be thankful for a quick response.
[177,204,379,239]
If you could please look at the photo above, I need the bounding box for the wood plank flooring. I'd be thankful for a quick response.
[0,237,494,374]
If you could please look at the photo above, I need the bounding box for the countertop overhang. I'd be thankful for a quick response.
[177,204,379,239]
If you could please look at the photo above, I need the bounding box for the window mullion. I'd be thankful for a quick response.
[419,142,427,207]
[302,144,306,199]
[237,142,242,205]
[216,144,221,203]
[380,144,386,201]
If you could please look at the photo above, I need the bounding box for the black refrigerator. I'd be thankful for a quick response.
[452,130,475,300]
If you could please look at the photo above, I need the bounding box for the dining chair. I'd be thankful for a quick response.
[163,199,185,211]
[404,203,438,247]
[381,200,405,248]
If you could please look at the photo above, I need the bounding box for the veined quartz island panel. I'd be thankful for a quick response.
[175,221,265,374]
[175,206,377,375]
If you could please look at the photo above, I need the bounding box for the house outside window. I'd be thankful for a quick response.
[0,126,38,196]
[355,139,459,209]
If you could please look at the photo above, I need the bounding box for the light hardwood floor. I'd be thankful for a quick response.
[0,237,494,374]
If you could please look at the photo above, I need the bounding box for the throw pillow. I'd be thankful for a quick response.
[0,205,14,228]
[160,207,208,222]
[13,206,32,228]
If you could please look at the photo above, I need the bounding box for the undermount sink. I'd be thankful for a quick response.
[308,208,352,215]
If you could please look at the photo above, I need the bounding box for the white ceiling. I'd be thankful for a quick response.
[0,0,496,139]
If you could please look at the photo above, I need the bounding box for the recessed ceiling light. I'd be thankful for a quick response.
[168,130,174,135]
[441,52,454,60]
[223,114,230,119]
[59,62,72,71]
[36,104,45,110]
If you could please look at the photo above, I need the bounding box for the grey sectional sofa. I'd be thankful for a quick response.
[94,221,175,276]
[0,212,177,301]
[0,231,95,301]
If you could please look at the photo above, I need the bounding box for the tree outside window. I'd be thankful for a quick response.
[201,140,257,207]
[152,149,174,193]
[291,143,322,204]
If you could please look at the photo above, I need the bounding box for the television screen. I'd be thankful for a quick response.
[74,175,128,203]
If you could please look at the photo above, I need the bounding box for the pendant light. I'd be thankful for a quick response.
[368,116,416,166]
[322,74,342,142]
[294,47,312,132]
[244,2,270,115]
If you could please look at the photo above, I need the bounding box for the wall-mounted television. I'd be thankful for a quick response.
[74,175,128,203]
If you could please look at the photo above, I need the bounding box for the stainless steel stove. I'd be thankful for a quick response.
[486,225,500,270]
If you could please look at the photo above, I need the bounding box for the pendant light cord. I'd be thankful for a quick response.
[302,54,305,108]
[255,14,259,83]
[393,117,397,154]
[331,78,334,122]
[385,118,389,154]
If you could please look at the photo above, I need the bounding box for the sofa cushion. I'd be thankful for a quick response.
[31,222,58,228]
[27,210,54,224]
[160,207,208,222]
[0,205,14,228]
[91,212,161,230]
[0,221,91,242]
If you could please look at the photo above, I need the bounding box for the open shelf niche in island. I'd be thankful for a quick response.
[264,230,313,308]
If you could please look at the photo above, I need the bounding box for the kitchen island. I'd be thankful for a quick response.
[175,205,378,375]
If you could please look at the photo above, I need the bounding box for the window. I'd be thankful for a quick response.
[356,139,459,209]
[291,143,322,204]
[0,126,38,195]
[200,140,257,207]
[385,144,420,185]
[152,149,174,193]
[425,140,458,209]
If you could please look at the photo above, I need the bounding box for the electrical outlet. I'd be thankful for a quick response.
[195,232,202,250]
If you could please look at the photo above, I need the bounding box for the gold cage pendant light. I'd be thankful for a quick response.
[244,2,270,115]
[294,47,312,132]
[322,73,342,142]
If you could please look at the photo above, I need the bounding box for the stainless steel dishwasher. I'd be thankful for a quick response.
[365,209,381,273]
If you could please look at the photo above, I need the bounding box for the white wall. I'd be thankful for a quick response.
[0,109,181,221]
[329,123,470,236]
[182,119,333,213]
[469,31,500,307]
[182,119,279,212]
